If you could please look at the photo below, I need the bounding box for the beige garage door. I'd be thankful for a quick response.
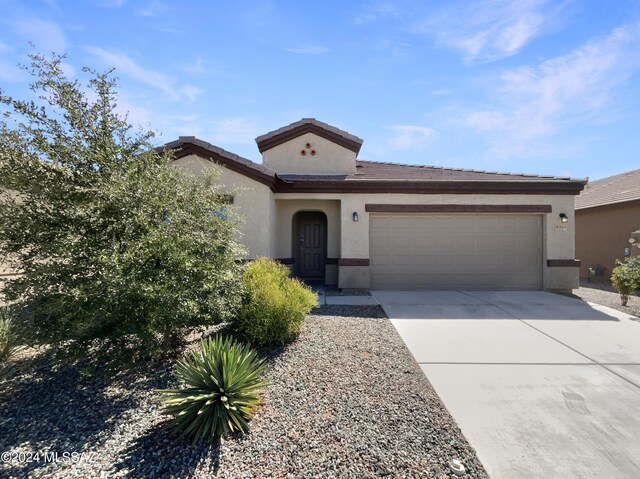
[370,214,542,290]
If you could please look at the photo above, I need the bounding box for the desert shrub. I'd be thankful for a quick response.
[0,305,24,382]
[157,335,267,441]
[234,258,317,347]
[611,257,640,306]
[0,53,245,365]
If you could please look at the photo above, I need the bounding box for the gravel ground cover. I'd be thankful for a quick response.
[0,305,487,479]
[570,281,640,319]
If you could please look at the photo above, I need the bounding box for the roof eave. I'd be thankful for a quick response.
[256,122,363,154]
[162,139,277,190]
[275,179,586,195]
[576,197,640,211]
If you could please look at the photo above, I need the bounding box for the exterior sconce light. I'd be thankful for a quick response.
[352,212,359,222]
[559,213,568,223]
[630,237,638,244]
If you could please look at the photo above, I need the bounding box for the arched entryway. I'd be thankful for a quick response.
[293,211,327,281]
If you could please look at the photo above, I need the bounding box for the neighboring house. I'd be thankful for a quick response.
[575,169,640,282]
[166,118,586,292]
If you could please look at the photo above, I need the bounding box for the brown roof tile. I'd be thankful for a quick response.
[575,169,640,210]
[255,118,363,154]
[353,160,580,182]
[161,137,277,188]
[162,137,586,195]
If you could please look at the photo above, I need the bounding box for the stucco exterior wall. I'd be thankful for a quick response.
[171,152,580,291]
[575,200,640,282]
[275,192,579,291]
[171,154,273,258]
[274,199,341,285]
[262,133,356,175]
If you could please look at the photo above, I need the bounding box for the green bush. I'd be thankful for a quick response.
[157,335,267,441]
[0,53,245,365]
[611,257,640,306]
[235,258,317,347]
[0,306,24,382]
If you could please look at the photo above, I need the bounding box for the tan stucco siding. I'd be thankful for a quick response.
[274,199,341,285]
[575,200,640,281]
[274,200,341,258]
[171,154,273,258]
[262,133,356,175]
[275,192,578,291]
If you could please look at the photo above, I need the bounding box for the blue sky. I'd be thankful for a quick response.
[1,0,639,180]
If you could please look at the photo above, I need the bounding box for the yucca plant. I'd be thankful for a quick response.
[157,335,267,441]
[0,305,24,382]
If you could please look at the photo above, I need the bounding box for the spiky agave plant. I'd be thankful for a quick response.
[157,335,267,441]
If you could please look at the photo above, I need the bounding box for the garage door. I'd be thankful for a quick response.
[370,214,542,290]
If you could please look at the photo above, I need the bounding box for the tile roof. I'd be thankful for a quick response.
[163,136,276,177]
[255,118,363,154]
[352,160,580,182]
[575,169,640,210]
[163,137,586,194]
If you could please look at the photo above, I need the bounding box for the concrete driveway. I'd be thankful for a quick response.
[371,290,640,479]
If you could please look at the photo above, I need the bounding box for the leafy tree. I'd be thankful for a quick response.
[0,53,245,365]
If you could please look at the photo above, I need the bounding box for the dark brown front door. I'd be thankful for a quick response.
[295,212,326,279]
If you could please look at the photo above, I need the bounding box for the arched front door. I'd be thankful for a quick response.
[294,211,327,280]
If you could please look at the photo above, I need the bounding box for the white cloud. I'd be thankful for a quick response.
[181,57,205,75]
[465,23,640,156]
[137,1,168,17]
[386,125,435,150]
[84,46,204,102]
[12,18,67,52]
[417,0,559,62]
[355,2,403,25]
[93,0,127,7]
[377,38,411,58]
[0,60,26,82]
[180,85,205,102]
[209,118,259,145]
[60,62,76,78]
[84,46,173,92]
[357,0,563,63]
[466,111,508,132]
[115,98,154,129]
[284,44,329,55]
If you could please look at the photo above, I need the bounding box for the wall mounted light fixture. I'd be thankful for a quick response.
[630,237,638,244]
[352,212,359,222]
[559,213,569,223]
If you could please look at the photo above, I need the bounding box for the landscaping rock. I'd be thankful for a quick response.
[570,282,640,319]
[0,305,488,478]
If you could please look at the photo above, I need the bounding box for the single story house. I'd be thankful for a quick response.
[165,118,586,292]
[575,169,640,282]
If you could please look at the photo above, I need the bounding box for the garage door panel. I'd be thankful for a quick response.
[369,213,542,290]
[392,237,411,248]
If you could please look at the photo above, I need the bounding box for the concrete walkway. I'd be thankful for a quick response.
[372,290,640,479]
[311,285,379,306]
